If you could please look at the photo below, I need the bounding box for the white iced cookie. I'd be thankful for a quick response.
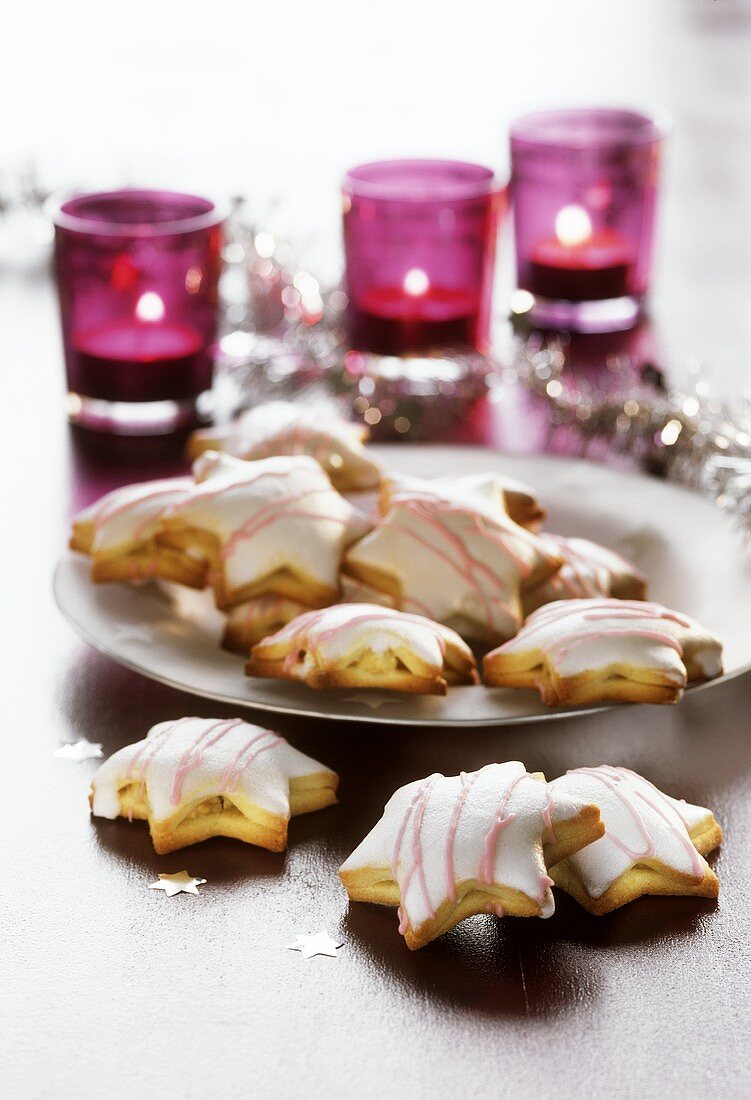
[246,603,478,695]
[222,575,397,655]
[90,716,338,854]
[522,534,647,616]
[159,451,371,609]
[70,477,207,588]
[547,765,721,914]
[340,762,603,949]
[187,399,384,491]
[483,598,723,706]
[379,471,546,531]
[345,473,561,645]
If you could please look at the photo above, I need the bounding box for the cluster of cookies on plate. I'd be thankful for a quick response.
[71,400,723,708]
[91,716,723,950]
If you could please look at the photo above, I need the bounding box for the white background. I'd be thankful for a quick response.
[1,0,750,380]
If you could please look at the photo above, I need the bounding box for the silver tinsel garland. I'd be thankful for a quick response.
[512,336,751,539]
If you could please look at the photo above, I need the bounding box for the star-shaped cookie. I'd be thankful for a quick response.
[340,762,603,949]
[70,477,207,589]
[90,717,339,853]
[522,534,647,616]
[345,473,561,645]
[159,451,371,609]
[546,766,722,914]
[246,603,478,695]
[221,575,396,655]
[483,598,723,706]
[187,399,384,491]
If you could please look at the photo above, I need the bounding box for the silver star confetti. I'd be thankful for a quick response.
[287,931,344,959]
[54,739,104,762]
[149,871,207,897]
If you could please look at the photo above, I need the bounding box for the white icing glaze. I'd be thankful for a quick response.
[524,535,645,610]
[346,472,557,642]
[169,452,371,597]
[192,400,383,489]
[341,762,590,935]
[262,603,473,671]
[76,478,193,553]
[91,717,332,824]
[495,598,722,681]
[548,765,713,897]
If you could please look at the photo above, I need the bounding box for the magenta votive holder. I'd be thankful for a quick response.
[342,159,503,356]
[51,189,225,434]
[510,109,667,333]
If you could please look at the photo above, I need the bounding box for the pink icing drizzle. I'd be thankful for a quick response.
[93,482,188,539]
[541,537,641,600]
[444,771,480,902]
[389,498,522,634]
[219,730,285,793]
[542,786,558,844]
[477,773,527,884]
[219,487,351,562]
[170,718,245,804]
[392,774,441,931]
[503,600,693,669]
[392,766,555,937]
[271,606,455,674]
[565,765,704,877]
[126,716,193,780]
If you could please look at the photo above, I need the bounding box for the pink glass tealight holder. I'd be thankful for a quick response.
[51,189,224,434]
[510,109,666,333]
[342,159,503,356]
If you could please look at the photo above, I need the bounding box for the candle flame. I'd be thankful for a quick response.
[555,205,592,248]
[135,291,165,323]
[403,268,429,297]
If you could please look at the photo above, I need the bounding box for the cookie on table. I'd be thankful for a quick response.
[158,451,371,610]
[483,598,723,706]
[340,762,603,949]
[345,472,561,646]
[70,477,207,588]
[546,765,721,914]
[522,534,647,616]
[90,716,338,854]
[222,575,397,655]
[246,603,478,695]
[186,399,383,492]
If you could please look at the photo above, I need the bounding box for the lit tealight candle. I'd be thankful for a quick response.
[528,204,634,303]
[135,290,166,323]
[403,268,430,297]
[554,205,593,248]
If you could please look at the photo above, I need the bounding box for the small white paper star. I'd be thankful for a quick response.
[149,871,207,897]
[54,739,104,762]
[287,931,344,959]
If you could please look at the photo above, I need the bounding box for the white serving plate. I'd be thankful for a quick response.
[54,446,751,726]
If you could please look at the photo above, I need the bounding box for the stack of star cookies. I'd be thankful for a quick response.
[71,400,724,707]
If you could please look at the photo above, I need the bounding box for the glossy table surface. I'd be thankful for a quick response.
[4,5,751,1092]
